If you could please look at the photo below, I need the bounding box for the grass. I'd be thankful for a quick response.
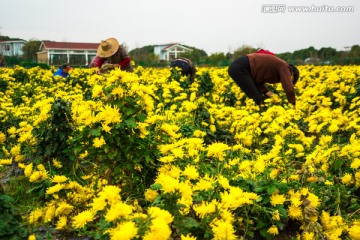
[1,168,43,213]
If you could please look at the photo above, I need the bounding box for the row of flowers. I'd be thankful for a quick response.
[0,64,360,239]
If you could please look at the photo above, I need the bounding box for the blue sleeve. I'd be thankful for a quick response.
[54,69,62,76]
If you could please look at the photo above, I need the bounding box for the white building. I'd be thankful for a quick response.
[154,43,193,61]
[0,40,26,56]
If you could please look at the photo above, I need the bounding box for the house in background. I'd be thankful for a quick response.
[154,43,193,61]
[37,41,99,66]
[0,40,27,57]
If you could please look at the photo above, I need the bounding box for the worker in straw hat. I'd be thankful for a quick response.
[89,37,133,73]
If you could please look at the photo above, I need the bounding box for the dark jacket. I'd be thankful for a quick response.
[170,58,196,83]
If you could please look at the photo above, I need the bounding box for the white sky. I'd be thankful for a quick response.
[0,0,359,54]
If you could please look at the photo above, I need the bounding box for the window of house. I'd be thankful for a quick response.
[50,54,68,65]
[69,54,86,66]
[4,45,10,51]
[88,55,96,65]
[169,52,176,61]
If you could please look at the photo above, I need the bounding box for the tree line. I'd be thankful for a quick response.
[1,36,359,67]
[129,44,360,67]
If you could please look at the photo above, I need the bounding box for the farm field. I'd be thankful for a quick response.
[1,64,360,240]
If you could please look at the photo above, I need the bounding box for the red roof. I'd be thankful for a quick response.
[41,41,99,50]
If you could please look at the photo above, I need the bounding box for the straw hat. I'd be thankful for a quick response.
[97,38,120,58]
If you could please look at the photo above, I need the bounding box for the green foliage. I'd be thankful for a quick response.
[278,45,360,65]
[197,71,214,96]
[204,52,230,66]
[12,66,29,83]
[20,62,50,69]
[169,67,192,89]
[32,98,74,169]
[0,185,28,239]
[21,39,42,62]
[0,78,9,92]
[129,45,164,67]
[69,83,160,197]
[232,45,258,60]
[178,47,208,65]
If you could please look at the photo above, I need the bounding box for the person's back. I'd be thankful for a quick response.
[170,58,196,83]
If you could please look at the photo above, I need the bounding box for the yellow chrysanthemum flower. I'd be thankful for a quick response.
[0,131,6,144]
[56,216,67,230]
[107,221,138,240]
[105,202,133,222]
[267,225,279,235]
[145,189,159,202]
[28,234,36,240]
[46,184,64,195]
[93,136,106,148]
[182,165,199,180]
[72,210,95,229]
[51,175,68,183]
[270,194,286,206]
[341,173,352,186]
[211,219,237,240]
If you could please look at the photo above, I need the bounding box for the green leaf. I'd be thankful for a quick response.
[267,185,276,195]
[124,107,138,116]
[89,128,101,136]
[0,194,14,203]
[124,118,137,128]
[274,182,290,193]
[247,231,255,238]
[151,183,162,190]
[181,217,201,230]
[259,228,270,239]
[145,156,155,165]
[276,205,288,218]
[333,159,345,170]
[256,220,268,229]
[138,113,147,122]
[26,184,44,194]
[254,186,266,193]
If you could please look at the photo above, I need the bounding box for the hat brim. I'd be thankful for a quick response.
[97,38,120,58]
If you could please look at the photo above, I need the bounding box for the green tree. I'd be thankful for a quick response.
[349,45,360,58]
[232,45,257,60]
[129,45,208,67]
[277,52,293,63]
[22,39,41,62]
[205,52,229,66]
[178,47,208,65]
[318,47,337,63]
[129,45,163,67]
[0,35,23,41]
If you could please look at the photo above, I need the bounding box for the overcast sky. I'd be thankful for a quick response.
[0,0,359,54]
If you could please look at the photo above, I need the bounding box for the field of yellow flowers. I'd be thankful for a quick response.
[0,64,360,240]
